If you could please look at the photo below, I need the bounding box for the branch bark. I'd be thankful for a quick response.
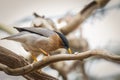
[60,0,110,35]
[0,46,120,76]
[0,46,58,80]
[80,60,88,80]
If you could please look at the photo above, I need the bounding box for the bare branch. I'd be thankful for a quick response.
[0,24,17,34]
[50,63,68,80]
[60,0,110,35]
[0,46,58,80]
[0,47,120,76]
[80,60,88,80]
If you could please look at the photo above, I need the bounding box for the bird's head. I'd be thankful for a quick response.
[55,31,72,54]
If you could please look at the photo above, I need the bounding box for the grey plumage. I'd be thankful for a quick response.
[14,27,55,37]
[2,27,72,61]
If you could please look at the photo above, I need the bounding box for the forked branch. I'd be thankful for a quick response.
[0,46,120,76]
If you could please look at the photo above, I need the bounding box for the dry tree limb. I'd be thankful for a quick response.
[0,45,120,76]
[0,24,17,34]
[0,46,58,80]
[80,60,88,80]
[60,0,110,35]
[50,62,68,80]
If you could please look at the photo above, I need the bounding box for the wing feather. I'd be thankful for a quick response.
[14,27,55,37]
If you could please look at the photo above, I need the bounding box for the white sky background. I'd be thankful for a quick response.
[0,0,120,79]
[0,0,91,24]
[83,8,120,49]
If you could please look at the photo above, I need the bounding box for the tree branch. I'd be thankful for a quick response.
[60,0,110,35]
[80,60,88,80]
[0,46,58,80]
[0,47,120,76]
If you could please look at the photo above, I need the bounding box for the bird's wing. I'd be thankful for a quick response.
[14,27,55,37]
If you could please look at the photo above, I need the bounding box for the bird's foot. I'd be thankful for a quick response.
[31,54,38,62]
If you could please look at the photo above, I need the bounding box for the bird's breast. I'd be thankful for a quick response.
[22,33,63,56]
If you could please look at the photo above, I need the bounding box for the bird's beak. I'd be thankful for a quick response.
[67,48,72,54]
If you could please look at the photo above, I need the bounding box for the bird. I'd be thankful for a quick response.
[2,27,72,62]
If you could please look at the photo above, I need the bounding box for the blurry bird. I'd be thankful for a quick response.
[2,27,72,61]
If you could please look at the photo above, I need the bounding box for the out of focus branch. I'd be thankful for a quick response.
[0,46,120,76]
[80,60,88,80]
[0,24,17,34]
[60,0,110,35]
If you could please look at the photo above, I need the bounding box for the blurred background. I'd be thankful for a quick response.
[0,0,120,80]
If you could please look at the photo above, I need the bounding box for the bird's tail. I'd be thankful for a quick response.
[1,32,25,41]
[1,35,17,40]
